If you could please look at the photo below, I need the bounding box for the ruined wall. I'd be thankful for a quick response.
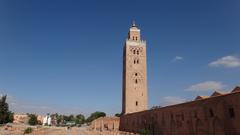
[13,114,29,124]
[90,117,120,131]
[120,91,240,135]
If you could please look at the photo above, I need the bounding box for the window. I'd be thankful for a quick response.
[135,79,138,84]
[137,50,139,55]
[136,101,138,106]
[209,109,214,117]
[135,73,138,76]
[136,37,138,40]
[134,59,139,64]
[229,108,235,118]
[104,124,108,129]
[133,50,136,54]
[194,112,198,118]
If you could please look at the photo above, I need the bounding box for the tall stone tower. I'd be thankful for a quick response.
[122,22,148,114]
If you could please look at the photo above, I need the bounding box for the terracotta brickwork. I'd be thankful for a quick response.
[120,88,240,135]
[122,23,148,114]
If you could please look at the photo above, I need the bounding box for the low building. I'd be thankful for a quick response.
[37,115,44,124]
[13,114,28,124]
[42,114,52,126]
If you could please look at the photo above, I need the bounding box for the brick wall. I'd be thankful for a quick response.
[120,89,240,135]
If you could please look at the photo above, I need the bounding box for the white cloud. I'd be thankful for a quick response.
[172,56,184,62]
[209,55,240,68]
[161,96,186,106]
[186,81,225,91]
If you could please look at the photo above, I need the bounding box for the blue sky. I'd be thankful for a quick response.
[0,0,239,116]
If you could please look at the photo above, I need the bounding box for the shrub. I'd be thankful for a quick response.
[139,129,151,135]
[28,114,38,125]
[24,127,33,134]
[7,112,14,123]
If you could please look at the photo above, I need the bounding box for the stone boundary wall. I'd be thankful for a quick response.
[120,90,240,135]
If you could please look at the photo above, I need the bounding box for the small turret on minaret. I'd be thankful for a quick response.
[128,21,141,41]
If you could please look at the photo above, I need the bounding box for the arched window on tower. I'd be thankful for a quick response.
[137,50,139,55]
[134,60,136,64]
[135,79,138,84]
[133,50,136,54]
[136,37,138,40]
[135,73,138,76]
[137,59,139,64]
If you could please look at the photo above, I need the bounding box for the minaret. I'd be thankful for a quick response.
[122,22,148,114]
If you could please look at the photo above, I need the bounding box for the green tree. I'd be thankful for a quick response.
[68,114,74,121]
[57,115,63,125]
[0,95,9,124]
[86,111,106,122]
[50,113,61,125]
[75,114,85,124]
[7,111,14,123]
[63,115,70,122]
[28,114,38,125]
[114,113,121,117]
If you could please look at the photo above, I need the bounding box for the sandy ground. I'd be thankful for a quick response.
[0,124,98,135]
[30,127,90,135]
[0,124,133,135]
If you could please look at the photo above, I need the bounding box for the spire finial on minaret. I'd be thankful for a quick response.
[132,20,136,27]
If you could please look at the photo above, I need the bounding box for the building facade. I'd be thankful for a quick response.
[122,22,148,114]
[42,114,52,126]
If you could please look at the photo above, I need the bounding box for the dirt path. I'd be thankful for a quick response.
[31,127,93,135]
[0,126,98,135]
